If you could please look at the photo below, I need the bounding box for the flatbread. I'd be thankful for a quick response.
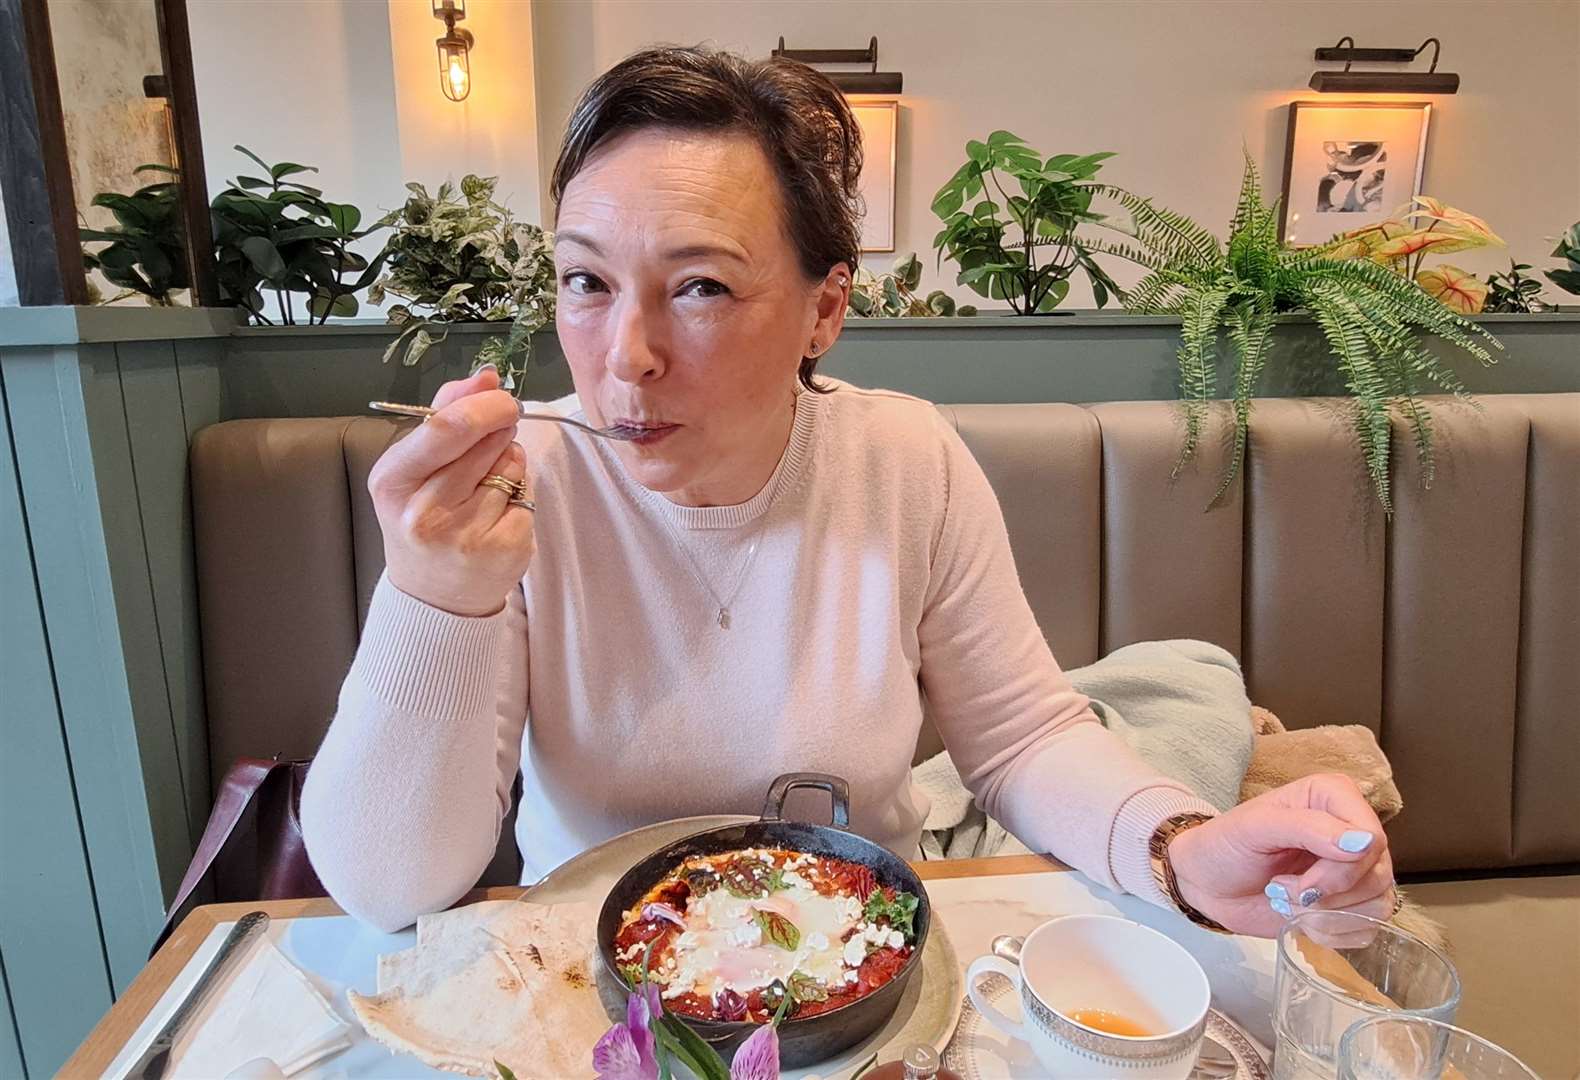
[348,900,608,1078]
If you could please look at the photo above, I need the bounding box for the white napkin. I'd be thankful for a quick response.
[164,936,352,1078]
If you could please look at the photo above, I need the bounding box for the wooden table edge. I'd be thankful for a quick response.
[62,852,1067,1076]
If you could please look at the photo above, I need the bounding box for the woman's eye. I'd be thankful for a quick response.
[562,271,605,295]
[680,278,730,299]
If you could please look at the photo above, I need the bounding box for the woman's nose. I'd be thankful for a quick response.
[605,299,666,384]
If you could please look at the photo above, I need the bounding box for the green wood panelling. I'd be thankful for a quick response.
[1,369,116,1076]
[0,949,29,1080]
[2,346,178,993]
[116,340,210,846]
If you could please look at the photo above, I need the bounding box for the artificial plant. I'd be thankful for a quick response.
[209,145,386,324]
[1545,222,1580,296]
[1483,261,1545,313]
[368,175,555,391]
[1091,153,1500,513]
[931,131,1122,313]
[80,164,189,305]
[846,253,977,317]
[1327,197,1503,314]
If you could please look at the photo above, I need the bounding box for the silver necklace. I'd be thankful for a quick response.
[654,507,770,629]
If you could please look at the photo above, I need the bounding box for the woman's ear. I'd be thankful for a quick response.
[807,262,852,357]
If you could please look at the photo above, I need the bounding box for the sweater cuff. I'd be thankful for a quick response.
[1108,786,1220,909]
[349,574,507,718]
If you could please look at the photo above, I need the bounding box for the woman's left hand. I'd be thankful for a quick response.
[1164,773,1395,938]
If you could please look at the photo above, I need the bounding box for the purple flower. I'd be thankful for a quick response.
[729,1022,780,1080]
[714,988,748,1022]
[593,984,663,1080]
[643,902,687,929]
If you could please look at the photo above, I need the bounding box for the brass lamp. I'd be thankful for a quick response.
[434,0,474,102]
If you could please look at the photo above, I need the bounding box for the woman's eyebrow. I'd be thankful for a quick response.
[553,229,603,255]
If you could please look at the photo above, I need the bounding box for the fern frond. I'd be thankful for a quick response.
[1173,286,1231,471]
[1306,280,1395,512]
[1216,302,1275,503]
[1227,151,1262,239]
[1094,185,1223,270]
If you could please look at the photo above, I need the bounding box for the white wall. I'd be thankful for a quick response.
[531,0,1580,307]
[186,0,541,319]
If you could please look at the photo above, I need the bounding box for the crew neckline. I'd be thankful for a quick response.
[598,385,824,531]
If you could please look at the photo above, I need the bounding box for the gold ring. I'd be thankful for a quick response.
[478,473,520,497]
[508,495,536,511]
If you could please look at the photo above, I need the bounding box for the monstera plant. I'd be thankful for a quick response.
[1090,154,1500,514]
[931,131,1122,313]
[1328,198,1503,314]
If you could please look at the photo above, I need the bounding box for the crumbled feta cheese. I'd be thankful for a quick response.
[726,921,763,948]
[886,929,904,950]
[843,936,868,967]
[806,932,830,952]
[845,970,860,984]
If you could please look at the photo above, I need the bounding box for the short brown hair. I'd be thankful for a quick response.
[550,45,863,393]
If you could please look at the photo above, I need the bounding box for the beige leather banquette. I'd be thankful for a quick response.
[190,394,1580,880]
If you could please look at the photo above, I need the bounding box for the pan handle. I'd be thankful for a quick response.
[761,772,851,831]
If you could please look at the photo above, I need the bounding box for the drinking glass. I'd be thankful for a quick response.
[1272,911,1461,1080]
[1338,1015,1540,1080]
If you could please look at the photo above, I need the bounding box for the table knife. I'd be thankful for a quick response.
[125,910,270,1080]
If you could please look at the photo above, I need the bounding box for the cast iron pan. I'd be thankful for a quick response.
[597,772,932,1069]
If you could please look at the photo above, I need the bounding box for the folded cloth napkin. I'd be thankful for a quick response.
[160,936,351,1079]
[1239,706,1404,822]
[915,637,1254,859]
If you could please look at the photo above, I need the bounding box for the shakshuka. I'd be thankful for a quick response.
[613,848,921,1023]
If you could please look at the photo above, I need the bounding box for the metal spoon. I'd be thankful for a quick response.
[368,400,649,441]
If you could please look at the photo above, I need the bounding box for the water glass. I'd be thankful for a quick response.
[1338,1015,1540,1079]
[1272,911,1461,1080]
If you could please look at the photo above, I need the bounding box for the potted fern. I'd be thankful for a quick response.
[1090,154,1501,513]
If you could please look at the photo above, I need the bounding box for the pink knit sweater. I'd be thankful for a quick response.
[301,381,1215,931]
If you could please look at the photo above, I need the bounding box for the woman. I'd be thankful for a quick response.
[302,46,1394,938]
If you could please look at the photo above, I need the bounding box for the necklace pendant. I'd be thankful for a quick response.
[717,606,730,629]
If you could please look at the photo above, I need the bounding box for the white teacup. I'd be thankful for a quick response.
[966,914,1212,1079]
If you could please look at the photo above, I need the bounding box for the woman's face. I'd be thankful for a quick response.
[553,127,848,507]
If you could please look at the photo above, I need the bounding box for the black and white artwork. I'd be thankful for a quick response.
[1316,141,1387,213]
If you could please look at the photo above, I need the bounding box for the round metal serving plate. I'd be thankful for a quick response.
[942,973,1270,1080]
[526,815,964,1079]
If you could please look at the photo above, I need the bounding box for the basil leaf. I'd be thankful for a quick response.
[753,908,801,951]
[494,1062,518,1080]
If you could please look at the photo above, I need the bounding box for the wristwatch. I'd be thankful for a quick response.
[1149,812,1232,934]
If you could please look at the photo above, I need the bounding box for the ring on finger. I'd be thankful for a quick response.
[478,473,522,497]
[508,494,536,511]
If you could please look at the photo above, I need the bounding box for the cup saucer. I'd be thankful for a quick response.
[943,973,1270,1080]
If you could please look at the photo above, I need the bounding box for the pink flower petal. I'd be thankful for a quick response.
[729,1023,780,1080]
[593,1022,656,1080]
[643,902,687,929]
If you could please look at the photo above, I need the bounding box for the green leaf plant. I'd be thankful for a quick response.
[367,174,555,392]
[80,164,189,306]
[209,145,387,325]
[1085,152,1502,514]
[932,131,1123,314]
[846,252,977,318]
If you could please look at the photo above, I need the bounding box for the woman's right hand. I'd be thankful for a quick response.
[368,366,535,617]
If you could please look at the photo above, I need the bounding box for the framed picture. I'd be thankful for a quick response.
[1279,101,1432,246]
[851,101,897,252]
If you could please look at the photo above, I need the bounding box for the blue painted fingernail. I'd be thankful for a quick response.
[1299,887,1323,907]
[1264,881,1289,902]
[1339,830,1375,853]
[1269,896,1292,917]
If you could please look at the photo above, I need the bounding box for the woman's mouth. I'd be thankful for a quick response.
[614,418,681,445]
